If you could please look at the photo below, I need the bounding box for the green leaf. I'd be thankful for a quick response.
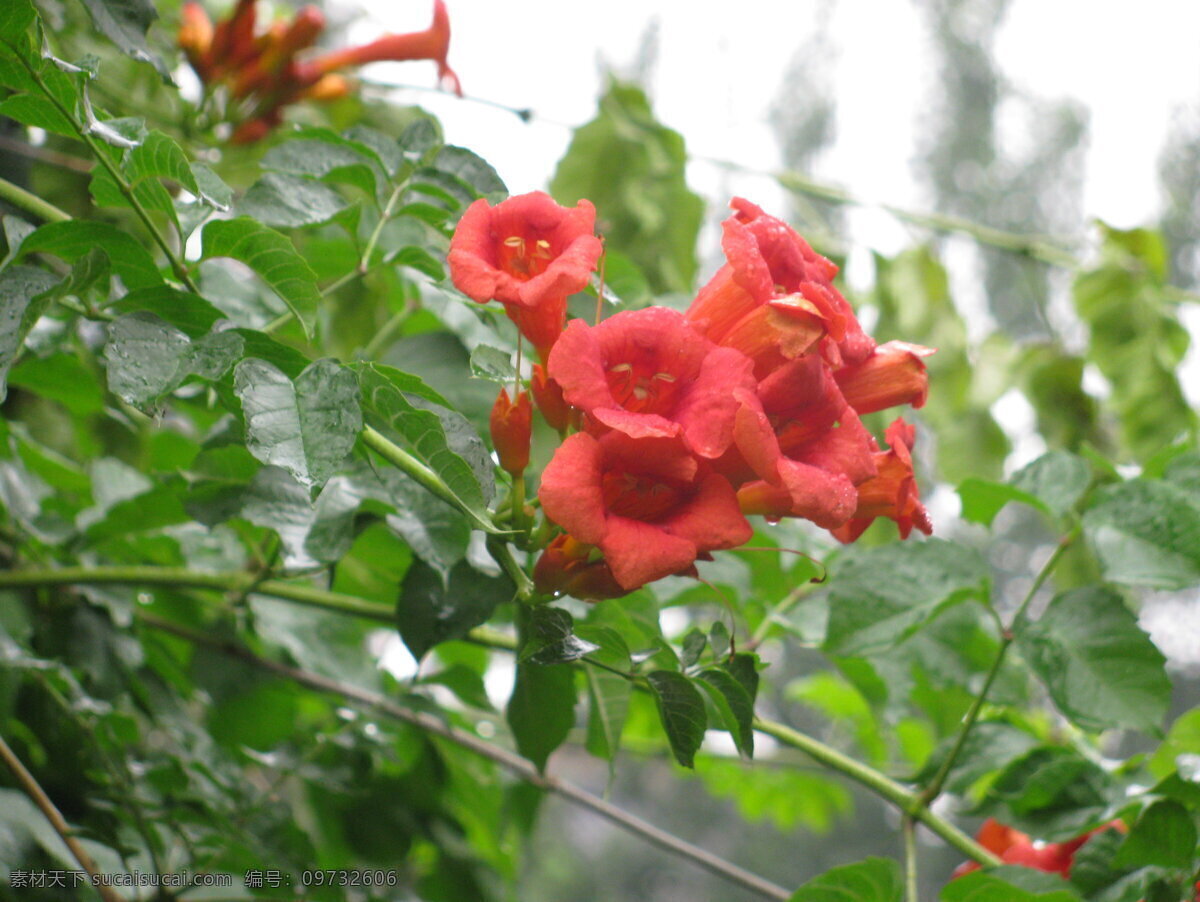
[1016,586,1169,734]
[106,287,226,337]
[518,607,599,665]
[1083,479,1200,589]
[507,660,575,772]
[468,345,516,384]
[551,77,702,294]
[421,663,493,711]
[237,173,348,228]
[431,145,507,202]
[916,721,1039,795]
[21,220,162,290]
[396,559,512,660]
[577,625,631,766]
[694,757,852,833]
[984,746,1114,840]
[695,668,754,758]
[0,93,75,136]
[823,539,990,656]
[234,357,362,488]
[104,312,242,405]
[1113,800,1196,870]
[262,132,383,198]
[646,671,707,769]
[239,465,316,563]
[957,478,1047,526]
[722,652,760,704]
[709,621,731,660]
[77,0,171,80]
[680,627,707,668]
[0,265,58,402]
[787,857,902,902]
[1011,451,1091,517]
[357,363,493,523]
[9,352,105,416]
[0,0,35,41]
[202,218,321,339]
[942,867,1081,901]
[126,130,198,195]
[190,162,233,210]
[1150,708,1200,780]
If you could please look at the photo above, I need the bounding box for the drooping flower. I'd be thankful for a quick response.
[835,340,934,416]
[686,198,874,378]
[547,307,756,459]
[489,388,531,476]
[448,191,603,357]
[297,0,462,97]
[539,432,752,591]
[830,418,932,544]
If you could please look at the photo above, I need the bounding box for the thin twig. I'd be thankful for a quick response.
[0,174,72,223]
[137,614,792,902]
[903,815,918,902]
[0,732,127,902]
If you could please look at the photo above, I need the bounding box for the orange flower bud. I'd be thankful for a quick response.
[490,388,532,475]
[533,535,628,601]
[530,364,571,432]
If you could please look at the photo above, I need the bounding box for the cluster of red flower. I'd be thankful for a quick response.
[178,0,461,144]
[449,192,934,600]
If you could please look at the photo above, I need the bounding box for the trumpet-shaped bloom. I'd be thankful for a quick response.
[548,307,755,458]
[539,432,751,591]
[533,534,628,600]
[830,418,932,543]
[489,388,531,475]
[686,198,874,377]
[448,191,603,356]
[835,340,934,415]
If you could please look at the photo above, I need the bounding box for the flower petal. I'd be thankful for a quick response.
[600,516,698,590]
[661,473,753,551]
[539,433,607,544]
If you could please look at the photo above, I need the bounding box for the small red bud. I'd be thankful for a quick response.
[490,388,532,475]
[530,364,570,432]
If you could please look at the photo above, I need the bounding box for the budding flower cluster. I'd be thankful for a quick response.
[178,0,462,144]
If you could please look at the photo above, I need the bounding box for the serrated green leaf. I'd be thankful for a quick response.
[237,172,348,228]
[646,670,706,769]
[823,539,990,657]
[399,117,442,157]
[432,145,506,202]
[518,607,599,665]
[126,130,197,194]
[190,162,232,210]
[0,265,58,402]
[396,559,512,660]
[1017,586,1169,734]
[787,857,902,902]
[262,133,382,198]
[507,659,575,772]
[680,628,707,668]
[21,220,162,290]
[1083,479,1200,589]
[467,345,515,385]
[202,218,321,339]
[1011,451,1091,516]
[984,746,1114,840]
[0,93,75,136]
[357,363,493,524]
[106,287,226,337]
[239,465,315,564]
[1150,708,1200,780]
[695,668,754,758]
[916,721,1039,795]
[234,357,362,488]
[1113,800,1195,870]
[577,625,631,767]
[104,312,242,405]
[957,477,1048,526]
[77,0,171,80]
[722,652,760,704]
[0,0,35,41]
[942,867,1081,901]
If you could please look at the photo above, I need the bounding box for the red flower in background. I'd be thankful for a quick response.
[448,191,603,358]
[954,818,1127,881]
[538,432,752,591]
[548,307,756,459]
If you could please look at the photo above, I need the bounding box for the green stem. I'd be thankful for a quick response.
[487,535,535,602]
[747,580,815,650]
[361,424,501,534]
[919,528,1078,805]
[903,816,918,902]
[0,175,71,223]
[18,58,198,292]
[0,566,396,623]
[360,181,408,274]
[361,300,416,360]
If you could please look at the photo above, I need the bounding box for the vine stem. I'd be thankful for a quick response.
[0,174,71,223]
[0,732,128,902]
[137,614,792,902]
[919,527,1079,806]
[17,58,199,292]
[1,563,999,867]
[903,815,918,902]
